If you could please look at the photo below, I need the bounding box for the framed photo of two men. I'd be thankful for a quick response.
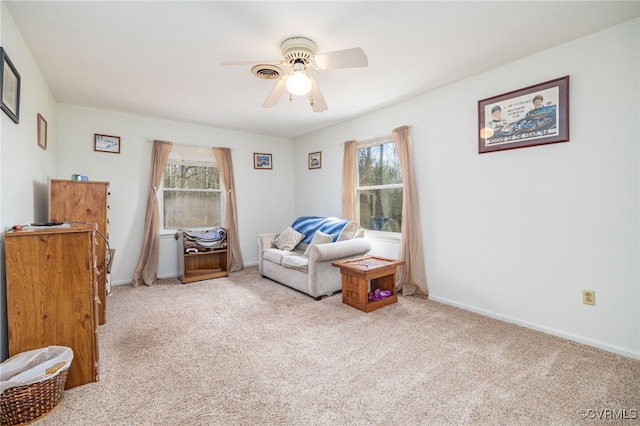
[478,76,569,154]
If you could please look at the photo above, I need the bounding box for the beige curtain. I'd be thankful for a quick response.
[394,126,428,297]
[132,140,173,286]
[341,140,357,221]
[214,147,244,272]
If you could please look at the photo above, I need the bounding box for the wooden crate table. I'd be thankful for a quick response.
[332,256,404,312]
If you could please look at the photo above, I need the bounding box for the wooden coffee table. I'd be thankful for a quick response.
[332,256,404,312]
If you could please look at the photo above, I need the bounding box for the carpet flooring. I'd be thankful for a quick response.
[34,266,639,425]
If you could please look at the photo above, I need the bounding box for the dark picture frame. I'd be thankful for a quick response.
[94,133,121,154]
[478,76,569,154]
[308,151,322,169]
[1,47,21,124]
[254,153,272,169]
[37,113,47,150]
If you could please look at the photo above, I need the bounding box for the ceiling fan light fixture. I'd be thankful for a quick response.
[286,61,312,96]
[223,36,366,111]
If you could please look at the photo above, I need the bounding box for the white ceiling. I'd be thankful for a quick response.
[6,1,639,139]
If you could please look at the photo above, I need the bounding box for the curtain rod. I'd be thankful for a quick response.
[338,126,408,145]
[146,139,232,150]
[339,133,394,146]
[361,126,409,142]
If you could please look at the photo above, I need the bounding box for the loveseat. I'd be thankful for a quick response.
[257,217,372,299]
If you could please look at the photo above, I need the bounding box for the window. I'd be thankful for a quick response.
[161,145,223,231]
[357,136,403,234]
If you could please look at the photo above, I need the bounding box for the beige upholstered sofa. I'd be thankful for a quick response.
[257,217,371,299]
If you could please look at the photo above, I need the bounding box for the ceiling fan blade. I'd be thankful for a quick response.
[313,47,368,69]
[220,60,280,67]
[307,77,328,112]
[262,76,288,108]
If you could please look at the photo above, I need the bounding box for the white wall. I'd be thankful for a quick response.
[56,104,295,285]
[1,1,59,360]
[294,19,640,359]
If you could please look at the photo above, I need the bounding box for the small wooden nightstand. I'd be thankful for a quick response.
[332,256,404,312]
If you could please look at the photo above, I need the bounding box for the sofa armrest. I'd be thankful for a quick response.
[257,233,278,251]
[256,233,279,275]
[309,238,372,263]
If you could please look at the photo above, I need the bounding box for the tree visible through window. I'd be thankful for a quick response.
[162,152,222,230]
[357,138,403,233]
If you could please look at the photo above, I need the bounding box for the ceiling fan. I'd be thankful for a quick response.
[221,37,368,112]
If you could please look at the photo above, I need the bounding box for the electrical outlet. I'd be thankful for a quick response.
[582,290,595,306]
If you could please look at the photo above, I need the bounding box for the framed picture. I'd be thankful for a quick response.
[37,113,47,150]
[94,133,121,154]
[308,151,322,169]
[254,153,272,169]
[478,76,569,154]
[1,47,21,124]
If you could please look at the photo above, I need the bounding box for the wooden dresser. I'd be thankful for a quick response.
[5,224,100,389]
[50,179,110,324]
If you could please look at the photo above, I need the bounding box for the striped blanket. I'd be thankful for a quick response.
[291,216,352,243]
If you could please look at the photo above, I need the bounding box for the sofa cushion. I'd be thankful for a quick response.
[281,255,309,273]
[263,248,299,265]
[303,231,334,256]
[273,226,305,251]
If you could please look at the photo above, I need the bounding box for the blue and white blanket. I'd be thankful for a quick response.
[292,216,352,243]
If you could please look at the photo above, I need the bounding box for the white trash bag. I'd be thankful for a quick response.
[0,346,73,393]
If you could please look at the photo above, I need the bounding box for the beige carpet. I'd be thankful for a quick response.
[36,266,639,425]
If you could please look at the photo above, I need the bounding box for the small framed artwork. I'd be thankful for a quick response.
[37,113,47,150]
[478,75,569,154]
[1,47,21,124]
[94,133,121,154]
[308,151,322,169]
[254,153,272,169]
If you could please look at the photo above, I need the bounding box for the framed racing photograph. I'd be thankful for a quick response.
[478,76,569,154]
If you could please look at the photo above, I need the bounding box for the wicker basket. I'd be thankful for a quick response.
[0,368,69,426]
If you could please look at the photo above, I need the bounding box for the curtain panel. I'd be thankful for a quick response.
[341,140,357,221]
[132,140,173,286]
[393,125,428,297]
[214,147,244,272]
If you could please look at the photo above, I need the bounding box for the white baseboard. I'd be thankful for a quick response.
[110,261,260,287]
[111,274,177,286]
[428,295,640,360]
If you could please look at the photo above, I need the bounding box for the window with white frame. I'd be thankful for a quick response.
[357,136,403,234]
[161,145,223,231]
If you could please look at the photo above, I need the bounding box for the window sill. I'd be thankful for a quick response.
[364,230,401,242]
[161,227,220,238]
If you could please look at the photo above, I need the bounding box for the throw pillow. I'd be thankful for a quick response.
[303,231,334,256]
[338,221,358,241]
[273,227,305,251]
